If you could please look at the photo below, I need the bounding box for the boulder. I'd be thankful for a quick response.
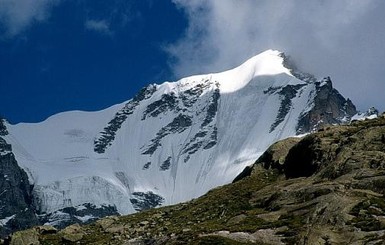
[10,229,39,245]
[59,223,84,242]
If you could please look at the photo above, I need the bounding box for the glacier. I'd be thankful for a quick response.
[3,50,357,219]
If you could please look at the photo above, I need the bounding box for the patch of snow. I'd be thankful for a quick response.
[0,214,16,226]
[319,81,328,87]
[75,205,87,211]
[74,215,95,223]
[43,211,70,227]
[352,112,378,121]
[0,150,10,156]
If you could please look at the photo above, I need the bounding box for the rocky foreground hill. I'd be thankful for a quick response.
[4,113,385,244]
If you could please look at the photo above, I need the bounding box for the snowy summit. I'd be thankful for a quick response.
[2,50,357,227]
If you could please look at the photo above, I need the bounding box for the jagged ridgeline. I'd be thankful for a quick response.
[7,114,385,244]
[1,50,359,237]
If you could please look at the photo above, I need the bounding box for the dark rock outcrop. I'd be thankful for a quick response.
[297,77,357,133]
[180,84,220,162]
[0,120,39,238]
[280,54,357,133]
[270,84,306,132]
[142,93,177,120]
[130,192,164,212]
[142,114,192,155]
[0,119,8,136]
[94,85,157,153]
[38,203,119,229]
[160,157,172,171]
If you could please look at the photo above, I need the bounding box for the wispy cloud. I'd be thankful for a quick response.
[168,0,385,112]
[85,19,112,35]
[0,0,60,37]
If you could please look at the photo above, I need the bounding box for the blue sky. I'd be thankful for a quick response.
[0,1,187,123]
[1,0,384,123]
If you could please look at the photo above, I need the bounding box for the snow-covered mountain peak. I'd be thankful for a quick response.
[214,49,299,93]
[170,49,299,95]
[2,50,357,230]
[224,49,291,77]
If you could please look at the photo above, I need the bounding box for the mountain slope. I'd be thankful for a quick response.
[0,119,39,237]
[8,113,385,244]
[2,50,356,229]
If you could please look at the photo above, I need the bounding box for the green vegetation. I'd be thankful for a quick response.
[191,236,257,245]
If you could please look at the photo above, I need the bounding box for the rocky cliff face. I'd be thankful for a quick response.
[296,77,357,133]
[281,54,357,133]
[8,114,385,244]
[0,119,39,238]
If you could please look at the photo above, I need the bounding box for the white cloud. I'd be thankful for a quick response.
[0,0,60,37]
[85,19,112,35]
[168,0,385,112]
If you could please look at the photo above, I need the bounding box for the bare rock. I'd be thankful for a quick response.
[252,229,284,245]
[35,225,57,235]
[96,216,118,230]
[105,224,125,234]
[59,223,84,242]
[226,214,247,225]
[10,229,40,245]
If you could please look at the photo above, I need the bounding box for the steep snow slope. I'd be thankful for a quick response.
[4,50,356,219]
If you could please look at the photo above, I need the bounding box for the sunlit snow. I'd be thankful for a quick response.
[5,50,319,216]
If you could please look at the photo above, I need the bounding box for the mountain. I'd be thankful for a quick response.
[0,50,357,235]
[6,113,385,244]
[0,120,39,238]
